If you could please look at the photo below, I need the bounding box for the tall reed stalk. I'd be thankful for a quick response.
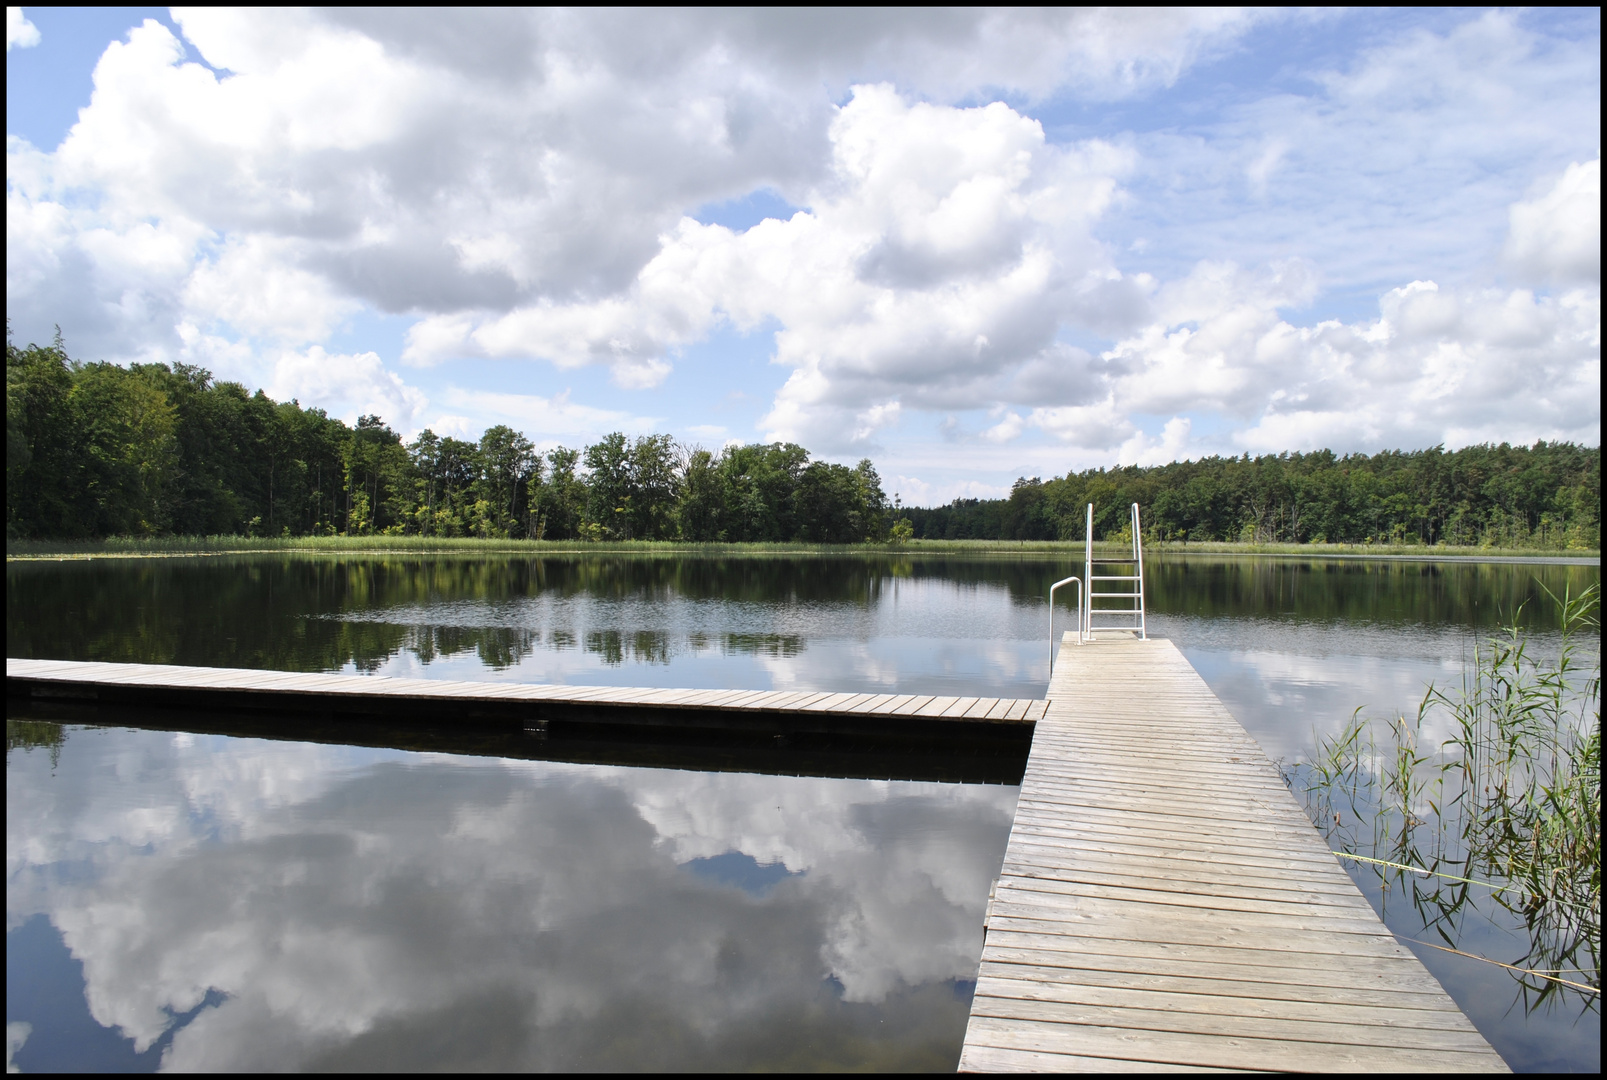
[1302,583,1600,1010]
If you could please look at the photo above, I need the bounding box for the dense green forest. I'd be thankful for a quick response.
[908,443,1599,549]
[6,332,1600,548]
[6,334,889,543]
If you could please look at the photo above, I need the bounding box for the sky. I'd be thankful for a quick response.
[6,7,1600,505]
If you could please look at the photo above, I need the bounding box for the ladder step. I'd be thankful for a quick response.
[1089,558,1136,563]
[1090,592,1141,598]
[1090,575,1140,580]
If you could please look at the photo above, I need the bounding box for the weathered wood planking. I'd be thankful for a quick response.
[959,636,1507,1073]
[5,658,1048,725]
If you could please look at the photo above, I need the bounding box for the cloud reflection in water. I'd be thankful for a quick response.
[6,725,1017,1071]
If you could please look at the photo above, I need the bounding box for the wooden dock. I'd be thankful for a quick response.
[7,649,1507,1070]
[959,636,1506,1072]
[4,658,1047,726]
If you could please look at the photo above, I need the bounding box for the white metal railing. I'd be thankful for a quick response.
[1047,575,1081,674]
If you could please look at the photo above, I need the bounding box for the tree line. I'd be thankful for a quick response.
[907,444,1600,549]
[6,336,891,542]
[7,332,1599,548]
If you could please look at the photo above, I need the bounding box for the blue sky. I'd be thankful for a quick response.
[6,8,1599,503]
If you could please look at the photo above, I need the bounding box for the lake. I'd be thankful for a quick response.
[6,552,1600,1071]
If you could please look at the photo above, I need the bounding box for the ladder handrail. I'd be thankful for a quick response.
[1132,501,1147,640]
[1048,576,1081,674]
[1082,501,1147,640]
[1084,503,1094,642]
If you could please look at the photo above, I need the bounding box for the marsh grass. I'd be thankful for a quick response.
[1303,582,1601,1011]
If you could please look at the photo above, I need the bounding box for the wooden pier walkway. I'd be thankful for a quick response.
[4,658,1048,726]
[959,636,1505,1072]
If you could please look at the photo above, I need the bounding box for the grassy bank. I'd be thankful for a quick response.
[6,534,1599,561]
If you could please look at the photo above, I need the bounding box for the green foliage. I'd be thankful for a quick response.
[677,448,724,542]
[717,441,809,542]
[473,425,537,538]
[532,447,586,540]
[583,432,635,539]
[8,327,84,537]
[8,328,1596,551]
[907,446,1601,550]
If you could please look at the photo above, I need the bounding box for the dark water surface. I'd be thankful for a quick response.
[6,552,1600,1071]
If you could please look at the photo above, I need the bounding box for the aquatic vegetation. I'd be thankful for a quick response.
[1303,582,1600,1010]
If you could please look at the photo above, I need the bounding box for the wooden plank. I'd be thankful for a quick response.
[962,1015,1503,1073]
[959,1043,1251,1073]
[798,691,860,712]
[734,689,811,710]
[968,995,1495,1053]
[980,930,1454,988]
[973,976,1486,1033]
[1008,799,1330,839]
[1001,828,1351,872]
[710,688,781,709]
[1001,836,1360,884]
[976,958,1461,1009]
[987,894,1404,942]
[649,687,724,706]
[998,857,1373,904]
[782,691,837,710]
[1004,822,1347,868]
[844,692,903,715]
[993,876,1383,922]
[1014,789,1314,830]
[887,694,938,716]
[1018,767,1300,803]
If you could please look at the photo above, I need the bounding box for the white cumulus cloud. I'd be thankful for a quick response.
[4,9,1599,470]
[1505,159,1601,286]
[267,347,429,430]
[6,6,39,50]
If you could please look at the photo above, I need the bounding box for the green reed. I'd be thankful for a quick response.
[1302,582,1600,1010]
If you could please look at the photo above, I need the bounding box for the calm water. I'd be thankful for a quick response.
[6,552,1601,1072]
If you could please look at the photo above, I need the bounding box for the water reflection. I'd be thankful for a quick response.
[6,721,1016,1072]
[8,552,1600,1071]
[7,553,1595,707]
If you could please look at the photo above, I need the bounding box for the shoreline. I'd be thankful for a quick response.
[6,536,1599,565]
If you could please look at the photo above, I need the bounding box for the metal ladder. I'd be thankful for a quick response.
[1083,501,1146,640]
